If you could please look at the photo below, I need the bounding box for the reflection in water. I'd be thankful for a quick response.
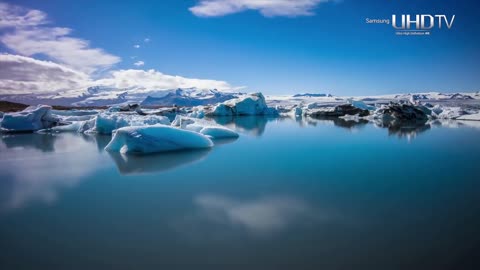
[1,133,58,152]
[430,119,480,129]
[0,133,106,211]
[209,116,274,136]
[109,149,211,175]
[375,120,431,140]
[189,194,322,234]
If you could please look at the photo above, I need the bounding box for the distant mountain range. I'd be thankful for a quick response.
[0,87,242,107]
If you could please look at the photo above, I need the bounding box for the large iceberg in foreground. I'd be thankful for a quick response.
[105,125,214,154]
[171,116,239,139]
[0,105,59,132]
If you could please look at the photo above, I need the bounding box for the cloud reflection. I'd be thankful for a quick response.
[0,133,106,211]
[192,194,321,234]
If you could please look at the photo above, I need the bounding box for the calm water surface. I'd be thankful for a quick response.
[1,117,480,269]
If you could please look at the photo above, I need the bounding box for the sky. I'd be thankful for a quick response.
[0,0,479,96]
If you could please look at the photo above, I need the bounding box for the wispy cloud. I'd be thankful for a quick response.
[189,0,331,17]
[144,38,150,43]
[0,3,120,73]
[133,44,140,48]
[133,60,145,67]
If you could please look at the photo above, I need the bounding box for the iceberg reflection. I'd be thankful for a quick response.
[109,149,211,175]
[210,116,275,137]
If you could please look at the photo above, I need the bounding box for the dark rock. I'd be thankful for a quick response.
[375,103,428,123]
[309,104,370,117]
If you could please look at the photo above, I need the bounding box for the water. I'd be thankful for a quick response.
[1,117,480,269]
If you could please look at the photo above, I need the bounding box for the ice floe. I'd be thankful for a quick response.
[105,125,214,154]
[172,116,239,139]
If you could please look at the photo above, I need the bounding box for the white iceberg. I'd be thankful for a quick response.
[89,113,170,134]
[208,93,278,116]
[347,99,376,111]
[0,105,59,132]
[105,125,213,154]
[210,103,234,116]
[44,119,96,133]
[172,116,239,139]
[433,106,466,119]
[456,112,480,121]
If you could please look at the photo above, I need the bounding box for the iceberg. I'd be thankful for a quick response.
[0,105,59,132]
[456,112,480,121]
[172,116,239,139]
[347,99,376,111]
[44,119,95,133]
[373,103,428,123]
[105,125,214,154]
[89,113,170,134]
[208,93,278,116]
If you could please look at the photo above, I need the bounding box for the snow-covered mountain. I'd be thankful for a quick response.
[141,88,238,106]
[0,86,241,107]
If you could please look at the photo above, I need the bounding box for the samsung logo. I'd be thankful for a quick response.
[392,14,455,30]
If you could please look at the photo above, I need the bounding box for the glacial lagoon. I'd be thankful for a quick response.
[1,117,480,269]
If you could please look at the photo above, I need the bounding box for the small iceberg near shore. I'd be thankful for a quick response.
[105,125,214,154]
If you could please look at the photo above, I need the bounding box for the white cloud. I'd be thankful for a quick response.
[0,54,90,94]
[97,69,238,92]
[189,0,331,17]
[0,4,241,96]
[0,55,239,94]
[133,60,145,66]
[0,3,48,28]
[144,38,150,43]
[133,44,140,48]
[0,3,120,73]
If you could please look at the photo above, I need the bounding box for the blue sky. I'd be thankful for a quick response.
[1,0,479,95]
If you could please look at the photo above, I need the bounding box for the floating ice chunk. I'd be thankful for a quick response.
[211,103,234,116]
[347,99,376,111]
[305,102,321,109]
[187,108,205,119]
[50,109,98,117]
[105,125,213,154]
[373,103,428,122]
[89,113,170,134]
[456,112,480,121]
[197,126,239,139]
[434,106,465,119]
[209,93,278,116]
[292,107,303,116]
[45,119,95,133]
[0,105,59,132]
[172,116,239,139]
